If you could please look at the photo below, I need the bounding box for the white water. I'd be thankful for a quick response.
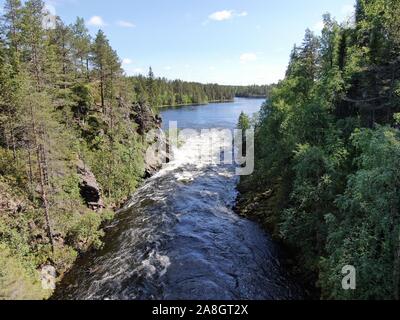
[55,99,302,300]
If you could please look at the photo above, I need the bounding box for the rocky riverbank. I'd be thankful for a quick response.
[0,99,169,300]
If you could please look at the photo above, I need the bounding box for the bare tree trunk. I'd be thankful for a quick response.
[40,143,50,187]
[30,103,54,253]
[86,58,90,81]
[27,143,34,200]
[36,142,55,253]
[4,125,10,151]
[389,65,396,123]
[10,125,17,161]
[32,44,42,89]
[108,107,114,199]
[100,66,105,114]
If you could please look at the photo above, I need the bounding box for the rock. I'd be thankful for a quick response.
[0,182,26,214]
[40,265,57,290]
[131,102,161,135]
[144,128,172,178]
[77,160,105,211]
[130,102,173,178]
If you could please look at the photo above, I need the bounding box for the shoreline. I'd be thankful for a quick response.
[158,99,234,108]
[158,96,266,109]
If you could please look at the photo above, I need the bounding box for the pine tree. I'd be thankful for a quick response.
[146,66,158,107]
[1,0,23,57]
[71,17,91,80]
[92,30,114,113]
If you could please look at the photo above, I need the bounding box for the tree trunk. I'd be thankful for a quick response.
[37,142,55,253]
[30,103,55,253]
[27,143,34,200]
[86,58,90,81]
[100,65,105,113]
[10,124,17,161]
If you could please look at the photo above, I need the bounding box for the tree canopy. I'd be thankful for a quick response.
[238,0,400,300]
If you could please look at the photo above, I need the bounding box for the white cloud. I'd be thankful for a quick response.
[235,63,287,85]
[122,58,133,65]
[117,20,136,28]
[240,53,257,63]
[44,3,56,15]
[208,10,233,21]
[312,20,325,33]
[164,66,172,71]
[341,4,355,17]
[87,16,106,27]
[209,10,234,21]
[123,66,144,76]
[208,10,248,22]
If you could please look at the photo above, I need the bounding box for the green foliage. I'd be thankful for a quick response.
[320,127,400,299]
[238,112,251,131]
[128,74,274,108]
[0,243,47,300]
[129,75,236,107]
[67,211,104,251]
[240,0,400,299]
[0,0,149,299]
[394,113,400,126]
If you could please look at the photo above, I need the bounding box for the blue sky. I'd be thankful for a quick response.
[1,0,356,85]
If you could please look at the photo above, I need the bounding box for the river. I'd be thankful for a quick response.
[54,98,302,300]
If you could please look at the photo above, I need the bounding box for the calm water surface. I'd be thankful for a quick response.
[161,98,265,130]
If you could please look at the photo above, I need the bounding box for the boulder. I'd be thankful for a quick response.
[0,182,25,214]
[77,160,105,211]
[131,102,162,135]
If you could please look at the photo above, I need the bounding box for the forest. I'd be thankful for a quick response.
[0,0,262,300]
[234,84,275,98]
[238,0,400,300]
[2,0,399,302]
[128,73,272,108]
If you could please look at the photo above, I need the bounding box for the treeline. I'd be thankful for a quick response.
[129,72,234,107]
[238,0,400,300]
[234,84,275,98]
[0,0,154,299]
[129,72,272,107]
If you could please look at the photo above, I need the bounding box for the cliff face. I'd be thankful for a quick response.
[0,98,169,300]
[131,102,171,177]
[131,102,162,135]
[77,160,105,211]
[144,128,170,177]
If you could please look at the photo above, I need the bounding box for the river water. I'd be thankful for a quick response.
[54,98,302,300]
